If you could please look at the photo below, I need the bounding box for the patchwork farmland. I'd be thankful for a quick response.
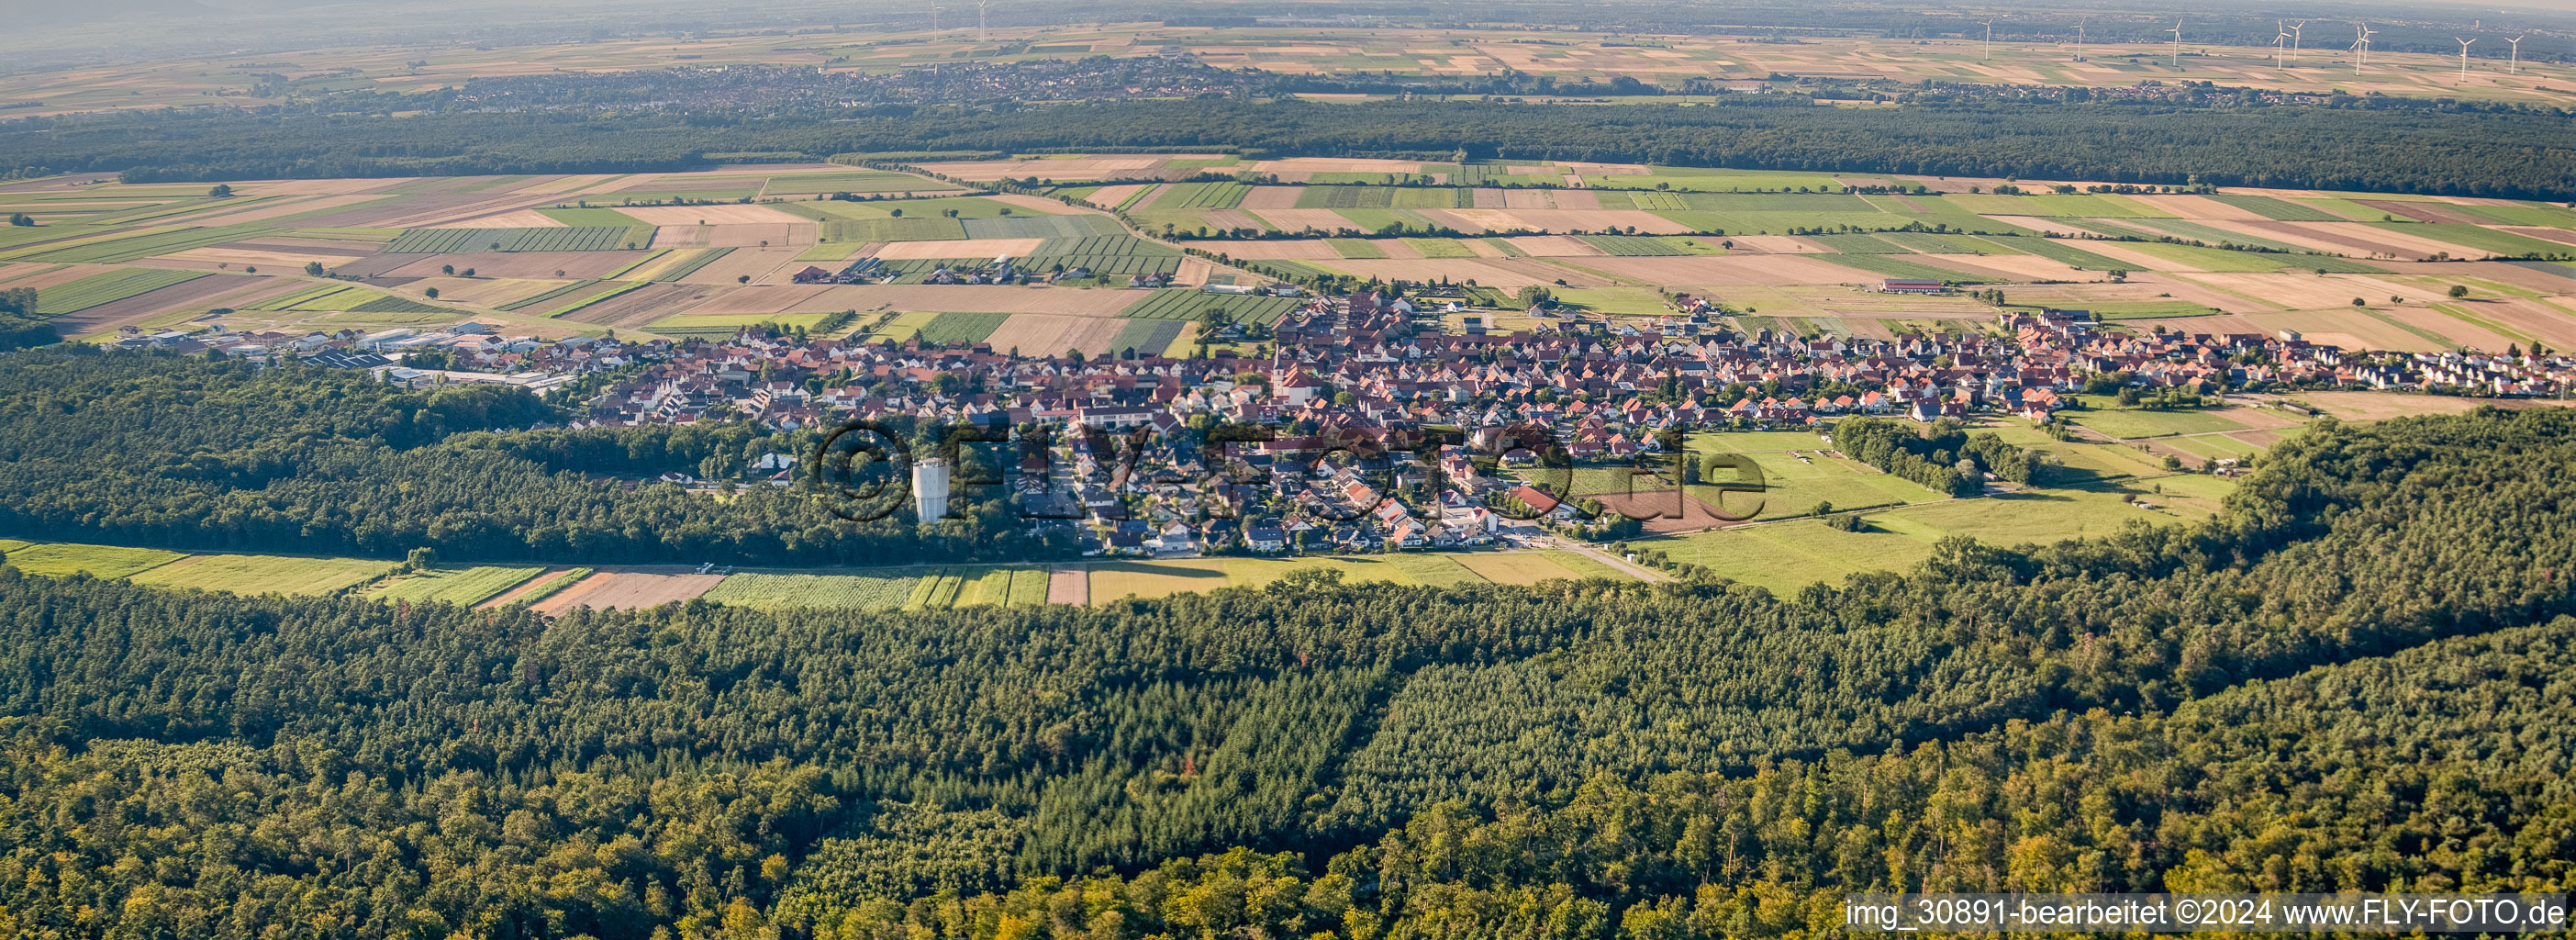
[0,155,2562,354]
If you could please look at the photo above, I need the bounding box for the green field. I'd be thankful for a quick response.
[962,215,1126,240]
[1822,253,1995,284]
[957,566,1052,607]
[1579,234,1690,256]
[543,281,646,318]
[242,284,440,313]
[1086,549,1651,602]
[1995,237,2144,271]
[33,268,208,315]
[1118,290,1302,324]
[364,565,545,606]
[128,553,396,595]
[1806,233,1910,254]
[1106,319,1187,357]
[821,217,969,242]
[2066,407,2252,439]
[493,280,601,312]
[1295,186,1473,209]
[1151,182,1251,210]
[1036,235,1180,257]
[2209,195,2348,221]
[913,311,1014,345]
[703,572,922,610]
[2110,241,2290,272]
[11,224,271,263]
[1090,555,1404,601]
[1652,478,2228,593]
[1585,169,1855,193]
[1546,285,1672,316]
[2088,300,2225,320]
[762,170,950,195]
[1538,551,1631,581]
[1673,434,1939,519]
[2381,223,2576,259]
[653,247,735,281]
[1385,553,1485,587]
[1401,238,1477,258]
[384,226,652,253]
[0,542,188,578]
[1452,551,1596,585]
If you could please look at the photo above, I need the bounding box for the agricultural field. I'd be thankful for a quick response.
[33,268,206,315]
[0,153,2559,355]
[542,282,648,318]
[530,571,726,613]
[384,226,653,253]
[2065,406,2256,440]
[1119,290,1303,324]
[128,554,398,596]
[645,311,852,339]
[913,311,1015,345]
[1452,551,1609,586]
[0,542,188,578]
[478,567,596,609]
[899,565,1054,609]
[700,572,922,610]
[1083,550,1645,602]
[363,565,546,606]
[1651,478,2230,593]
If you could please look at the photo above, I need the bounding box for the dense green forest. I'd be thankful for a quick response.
[0,349,1051,565]
[6,96,2569,197]
[0,356,2571,938]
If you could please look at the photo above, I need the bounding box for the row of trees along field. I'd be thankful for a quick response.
[1834,416,2057,496]
[0,349,1054,565]
[0,378,2571,938]
[4,97,2569,197]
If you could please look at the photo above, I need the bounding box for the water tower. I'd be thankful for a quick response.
[912,457,952,522]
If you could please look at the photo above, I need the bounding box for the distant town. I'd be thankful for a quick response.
[124,276,2572,558]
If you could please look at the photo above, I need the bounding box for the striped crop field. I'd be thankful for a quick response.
[365,565,546,606]
[384,226,654,253]
[1118,290,1302,324]
[34,268,206,315]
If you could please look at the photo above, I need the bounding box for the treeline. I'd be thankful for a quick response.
[6,96,2570,197]
[0,349,1057,565]
[1831,416,2052,496]
[0,286,50,351]
[0,390,2573,936]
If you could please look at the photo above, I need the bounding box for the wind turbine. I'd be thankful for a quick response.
[931,5,942,30]
[2290,21,2306,63]
[976,0,988,41]
[2352,23,2375,74]
[1980,19,1996,61]
[2456,37,2479,83]
[2168,18,2183,68]
[2275,21,2291,69]
[2072,18,2085,62]
[2508,34,2526,74]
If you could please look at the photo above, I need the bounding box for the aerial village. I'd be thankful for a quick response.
[146,280,2576,556]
